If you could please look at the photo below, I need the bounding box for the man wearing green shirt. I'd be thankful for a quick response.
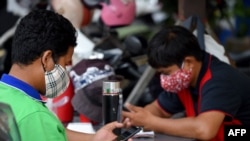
[0,9,124,141]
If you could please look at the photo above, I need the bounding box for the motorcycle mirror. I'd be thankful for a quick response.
[123,35,147,56]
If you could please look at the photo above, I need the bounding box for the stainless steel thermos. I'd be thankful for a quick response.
[102,81,121,135]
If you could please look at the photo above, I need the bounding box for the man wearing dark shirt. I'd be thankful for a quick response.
[123,26,250,141]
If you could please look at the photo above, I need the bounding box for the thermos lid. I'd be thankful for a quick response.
[103,81,120,95]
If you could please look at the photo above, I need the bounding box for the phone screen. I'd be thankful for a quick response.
[115,126,142,141]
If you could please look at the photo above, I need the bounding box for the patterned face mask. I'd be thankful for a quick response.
[44,64,70,98]
[160,63,192,93]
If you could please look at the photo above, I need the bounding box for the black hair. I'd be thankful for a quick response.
[11,9,77,65]
[0,0,6,9]
[147,26,204,69]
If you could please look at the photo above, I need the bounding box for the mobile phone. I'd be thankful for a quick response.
[115,126,142,141]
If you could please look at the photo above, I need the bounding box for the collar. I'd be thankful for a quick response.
[197,52,211,83]
[0,74,43,101]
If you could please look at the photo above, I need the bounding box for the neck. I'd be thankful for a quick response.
[9,64,33,85]
[190,61,202,87]
[8,63,44,92]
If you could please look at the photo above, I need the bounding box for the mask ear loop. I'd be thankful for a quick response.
[181,61,193,72]
[40,57,46,72]
[181,62,185,69]
[40,51,57,72]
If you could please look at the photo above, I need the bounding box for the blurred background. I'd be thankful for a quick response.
[1,0,250,74]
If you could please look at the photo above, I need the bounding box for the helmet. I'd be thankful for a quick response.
[51,0,83,28]
[100,0,136,27]
[81,4,93,26]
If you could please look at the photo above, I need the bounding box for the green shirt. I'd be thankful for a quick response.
[0,82,67,141]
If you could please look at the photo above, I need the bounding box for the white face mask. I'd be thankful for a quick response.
[44,64,70,98]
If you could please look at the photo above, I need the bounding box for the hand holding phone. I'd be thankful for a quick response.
[115,126,142,141]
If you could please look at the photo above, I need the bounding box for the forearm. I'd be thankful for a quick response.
[145,116,214,140]
[66,129,94,141]
[144,100,172,118]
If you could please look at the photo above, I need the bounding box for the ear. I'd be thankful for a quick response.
[41,50,53,70]
[183,56,196,69]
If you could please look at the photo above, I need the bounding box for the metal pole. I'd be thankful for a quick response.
[125,65,155,105]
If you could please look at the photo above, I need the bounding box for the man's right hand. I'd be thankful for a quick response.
[93,121,132,141]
